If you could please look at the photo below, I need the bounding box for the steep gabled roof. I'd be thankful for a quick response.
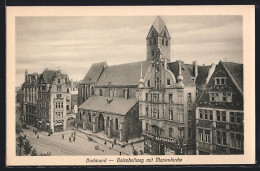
[79,96,138,115]
[222,62,243,93]
[96,60,151,87]
[152,16,166,34]
[185,64,211,87]
[82,62,107,84]
[41,70,57,84]
[167,61,196,87]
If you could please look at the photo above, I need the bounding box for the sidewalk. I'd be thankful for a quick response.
[73,127,144,146]
[73,128,145,155]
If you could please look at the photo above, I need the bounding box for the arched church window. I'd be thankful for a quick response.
[115,118,118,130]
[91,86,94,95]
[88,113,91,123]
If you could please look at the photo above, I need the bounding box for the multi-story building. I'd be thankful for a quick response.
[21,70,38,125]
[138,16,196,155]
[195,61,243,155]
[36,69,71,132]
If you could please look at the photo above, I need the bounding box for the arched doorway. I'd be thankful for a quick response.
[98,114,104,132]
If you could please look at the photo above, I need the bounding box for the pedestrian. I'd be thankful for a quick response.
[37,133,39,138]
[62,134,64,140]
[73,136,76,141]
[33,129,35,134]
[71,132,73,137]
[24,134,26,139]
[104,140,107,145]
[112,143,114,148]
[119,149,122,155]
[35,130,38,135]
[69,137,71,143]
[139,147,143,154]
[114,137,116,145]
[74,131,76,136]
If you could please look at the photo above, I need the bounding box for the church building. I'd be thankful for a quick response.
[77,16,209,154]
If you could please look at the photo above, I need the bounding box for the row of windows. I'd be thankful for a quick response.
[199,109,243,124]
[145,124,183,138]
[145,92,189,104]
[210,92,232,102]
[55,102,64,109]
[199,130,243,149]
[199,109,213,120]
[215,77,226,85]
[55,111,64,118]
[145,106,184,122]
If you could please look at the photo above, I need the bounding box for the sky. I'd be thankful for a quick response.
[15,16,243,87]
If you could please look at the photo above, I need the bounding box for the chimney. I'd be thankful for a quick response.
[193,61,198,78]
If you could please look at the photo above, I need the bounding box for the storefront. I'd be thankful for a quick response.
[143,132,193,155]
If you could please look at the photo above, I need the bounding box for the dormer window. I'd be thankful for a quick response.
[215,77,226,85]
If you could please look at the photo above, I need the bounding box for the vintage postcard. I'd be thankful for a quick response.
[6,6,255,166]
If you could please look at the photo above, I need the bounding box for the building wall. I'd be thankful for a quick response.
[77,102,141,142]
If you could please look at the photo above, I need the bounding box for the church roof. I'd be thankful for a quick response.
[78,96,138,115]
[167,61,196,87]
[82,62,107,84]
[96,60,151,87]
[152,16,166,34]
[222,62,243,93]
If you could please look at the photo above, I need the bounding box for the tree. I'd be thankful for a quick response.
[16,121,23,135]
[17,135,24,156]
[24,140,32,156]
[31,148,37,156]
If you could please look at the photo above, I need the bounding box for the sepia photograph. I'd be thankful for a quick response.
[6,6,255,165]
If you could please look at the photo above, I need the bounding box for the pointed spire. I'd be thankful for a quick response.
[152,16,166,34]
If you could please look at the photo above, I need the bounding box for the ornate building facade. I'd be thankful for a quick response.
[196,61,243,154]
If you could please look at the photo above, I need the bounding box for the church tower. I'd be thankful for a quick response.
[146,16,171,61]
